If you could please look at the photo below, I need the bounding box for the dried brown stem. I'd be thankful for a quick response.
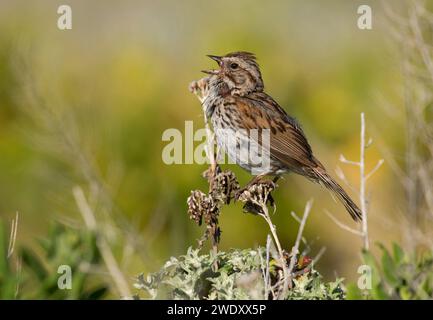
[189,78,222,270]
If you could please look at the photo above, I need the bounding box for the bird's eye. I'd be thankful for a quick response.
[230,63,239,69]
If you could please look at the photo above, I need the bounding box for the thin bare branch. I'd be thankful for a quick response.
[312,247,327,266]
[253,198,290,299]
[259,235,273,300]
[324,209,364,236]
[335,166,358,195]
[339,154,360,167]
[366,159,385,181]
[73,188,97,230]
[359,113,369,249]
[290,211,301,224]
[288,200,313,276]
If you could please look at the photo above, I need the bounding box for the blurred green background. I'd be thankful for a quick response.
[0,0,411,293]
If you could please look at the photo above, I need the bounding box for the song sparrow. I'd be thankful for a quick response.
[193,51,361,221]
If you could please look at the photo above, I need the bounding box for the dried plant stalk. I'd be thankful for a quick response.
[329,113,383,250]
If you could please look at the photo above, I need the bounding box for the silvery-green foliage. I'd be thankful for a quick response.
[287,272,345,300]
[135,247,345,300]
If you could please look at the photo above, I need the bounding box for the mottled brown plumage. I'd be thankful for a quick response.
[199,52,362,221]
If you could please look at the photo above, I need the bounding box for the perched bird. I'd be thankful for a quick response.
[198,51,362,221]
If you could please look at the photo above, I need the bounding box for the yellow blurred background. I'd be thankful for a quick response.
[0,0,413,287]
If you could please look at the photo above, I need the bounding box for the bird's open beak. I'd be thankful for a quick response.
[201,69,219,75]
[202,55,222,75]
[207,55,223,65]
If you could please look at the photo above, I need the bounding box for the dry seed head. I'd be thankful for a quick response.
[187,190,212,225]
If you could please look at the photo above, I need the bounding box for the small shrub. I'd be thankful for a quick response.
[135,247,345,300]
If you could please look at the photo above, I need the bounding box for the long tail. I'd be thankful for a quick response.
[309,166,362,221]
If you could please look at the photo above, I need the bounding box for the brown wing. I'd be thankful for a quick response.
[235,92,318,171]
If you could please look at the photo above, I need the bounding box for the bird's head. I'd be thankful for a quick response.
[202,51,264,96]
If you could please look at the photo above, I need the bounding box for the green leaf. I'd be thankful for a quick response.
[85,286,108,300]
[361,249,380,287]
[392,243,405,264]
[378,244,399,287]
[371,283,390,300]
[345,283,364,300]
[20,248,48,281]
[399,286,412,300]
